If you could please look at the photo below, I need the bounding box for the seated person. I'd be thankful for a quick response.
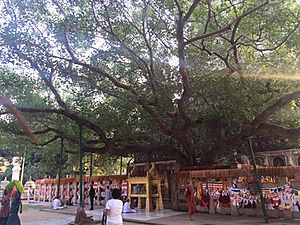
[74,202,93,225]
[66,195,74,206]
[53,196,64,210]
[123,199,136,213]
[60,198,66,207]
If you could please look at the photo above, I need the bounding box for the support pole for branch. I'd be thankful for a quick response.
[79,124,83,204]
[89,152,93,177]
[120,156,123,175]
[57,138,64,197]
[247,138,269,223]
[20,152,26,183]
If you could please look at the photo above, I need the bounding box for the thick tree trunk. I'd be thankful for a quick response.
[181,135,195,166]
[170,168,179,211]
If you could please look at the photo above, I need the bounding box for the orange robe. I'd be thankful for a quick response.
[185,186,196,216]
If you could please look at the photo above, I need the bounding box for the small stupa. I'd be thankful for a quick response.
[24,176,35,190]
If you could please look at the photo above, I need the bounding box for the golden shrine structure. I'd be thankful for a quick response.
[127,163,164,212]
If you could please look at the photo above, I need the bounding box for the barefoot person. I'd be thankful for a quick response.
[27,186,33,204]
[0,189,10,225]
[89,181,95,210]
[105,186,112,204]
[52,196,64,210]
[185,182,196,220]
[123,199,136,213]
[6,187,22,225]
[74,202,93,225]
[104,188,123,225]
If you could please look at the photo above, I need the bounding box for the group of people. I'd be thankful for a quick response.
[74,183,136,225]
[74,188,123,225]
[60,182,122,207]
[0,183,136,225]
[0,187,23,225]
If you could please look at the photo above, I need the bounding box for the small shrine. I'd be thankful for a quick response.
[127,163,164,212]
[24,177,35,199]
[24,177,35,189]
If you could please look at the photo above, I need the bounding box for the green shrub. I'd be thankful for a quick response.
[6,180,25,192]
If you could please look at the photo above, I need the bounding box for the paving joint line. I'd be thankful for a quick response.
[40,209,167,225]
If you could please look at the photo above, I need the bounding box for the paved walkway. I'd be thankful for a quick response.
[20,209,137,225]
[20,202,300,225]
[40,206,185,222]
[21,203,184,225]
[150,213,300,225]
[21,210,75,225]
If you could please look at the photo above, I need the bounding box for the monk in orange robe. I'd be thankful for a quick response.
[185,182,196,220]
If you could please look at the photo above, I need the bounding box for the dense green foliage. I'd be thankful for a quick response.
[0,0,300,169]
[6,180,24,192]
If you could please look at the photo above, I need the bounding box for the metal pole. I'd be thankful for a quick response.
[247,138,269,223]
[20,152,26,183]
[89,152,93,177]
[79,124,83,204]
[120,156,122,175]
[57,138,64,197]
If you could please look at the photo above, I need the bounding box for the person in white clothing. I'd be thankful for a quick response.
[123,199,136,213]
[105,186,112,204]
[104,189,123,225]
[52,196,64,210]
[27,186,33,204]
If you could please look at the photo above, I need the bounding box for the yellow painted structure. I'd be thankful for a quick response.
[127,163,164,212]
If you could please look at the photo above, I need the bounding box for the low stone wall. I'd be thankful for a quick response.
[179,200,298,220]
[193,205,296,220]
[293,211,300,219]
[216,207,231,215]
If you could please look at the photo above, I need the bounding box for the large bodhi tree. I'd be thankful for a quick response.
[0,0,300,166]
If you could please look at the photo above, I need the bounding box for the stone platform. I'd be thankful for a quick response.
[20,202,300,225]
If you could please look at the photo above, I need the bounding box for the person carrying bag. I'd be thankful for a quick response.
[101,212,107,225]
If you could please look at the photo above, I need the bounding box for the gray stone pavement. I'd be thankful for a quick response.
[21,210,75,225]
[149,213,300,225]
[20,202,300,225]
[20,207,138,225]
[21,209,137,225]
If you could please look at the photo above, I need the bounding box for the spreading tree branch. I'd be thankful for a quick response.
[40,136,60,146]
[0,95,39,144]
[253,90,300,128]
[256,123,300,139]
[52,0,77,61]
[183,0,201,24]
[238,21,300,52]
[185,1,268,45]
